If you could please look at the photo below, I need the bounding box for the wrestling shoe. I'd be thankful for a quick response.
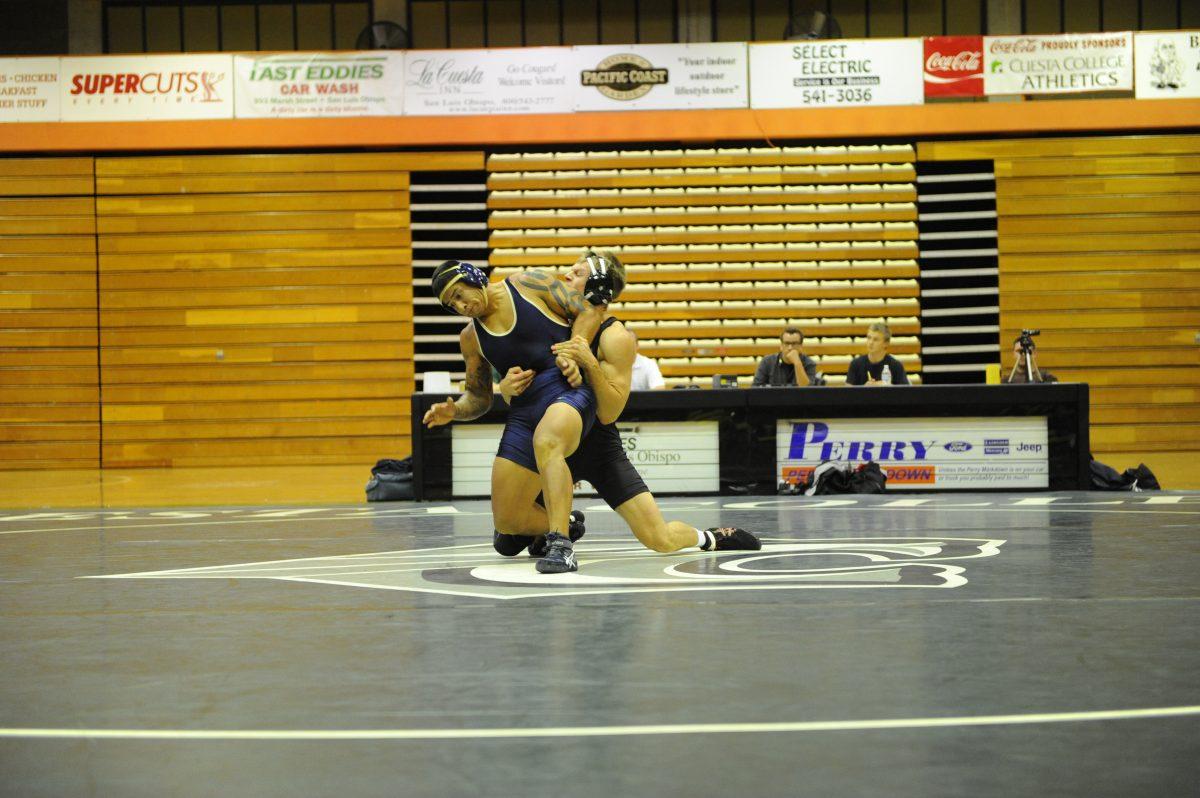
[527,511,586,558]
[702,527,762,551]
[535,532,579,574]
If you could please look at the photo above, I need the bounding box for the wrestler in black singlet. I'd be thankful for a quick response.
[563,316,649,509]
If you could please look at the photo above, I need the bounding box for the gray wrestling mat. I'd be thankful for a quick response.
[1,493,1197,797]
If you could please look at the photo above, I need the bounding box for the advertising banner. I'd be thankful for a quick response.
[234,53,403,118]
[0,58,60,122]
[776,417,1049,490]
[923,36,984,97]
[452,420,719,497]
[403,46,573,116]
[571,42,748,111]
[983,32,1133,95]
[1135,31,1200,99]
[59,54,233,121]
[749,38,924,108]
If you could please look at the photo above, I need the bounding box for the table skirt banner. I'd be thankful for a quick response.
[776,416,1050,490]
[451,420,720,498]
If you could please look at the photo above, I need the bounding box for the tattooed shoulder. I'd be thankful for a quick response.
[515,269,553,289]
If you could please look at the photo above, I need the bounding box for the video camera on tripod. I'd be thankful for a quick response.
[1008,329,1043,383]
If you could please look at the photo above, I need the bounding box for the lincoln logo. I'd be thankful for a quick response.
[581,53,668,100]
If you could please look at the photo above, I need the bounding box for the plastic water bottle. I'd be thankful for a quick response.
[881,364,892,385]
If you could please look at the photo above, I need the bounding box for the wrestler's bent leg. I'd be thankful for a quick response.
[491,456,549,539]
[531,403,584,537]
[613,491,702,553]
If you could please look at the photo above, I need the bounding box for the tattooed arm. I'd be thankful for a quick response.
[421,324,495,427]
[512,269,604,355]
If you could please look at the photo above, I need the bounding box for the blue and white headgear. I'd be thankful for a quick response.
[431,260,489,310]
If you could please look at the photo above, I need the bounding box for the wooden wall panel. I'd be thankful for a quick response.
[0,159,99,470]
[96,153,413,468]
[921,134,1200,459]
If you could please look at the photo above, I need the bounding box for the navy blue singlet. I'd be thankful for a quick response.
[480,279,597,473]
[472,280,571,376]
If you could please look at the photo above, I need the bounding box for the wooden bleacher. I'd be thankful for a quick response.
[0,157,100,470]
[922,133,1200,485]
[92,152,419,468]
[487,145,922,386]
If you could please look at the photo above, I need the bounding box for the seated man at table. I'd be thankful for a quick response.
[627,328,667,391]
[752,325,826,387]
[846,321,909,386]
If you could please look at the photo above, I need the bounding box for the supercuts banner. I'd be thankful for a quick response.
[60,54,233,121]
[776,417,1049,490]
[235,53,403,118]
[983,32,1133,95]
[924,36,983,97]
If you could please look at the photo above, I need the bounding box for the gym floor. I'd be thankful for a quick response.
[1,492,1197,797]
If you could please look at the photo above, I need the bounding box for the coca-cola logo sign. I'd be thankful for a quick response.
[923,35,983,97]
[926,50,981,73]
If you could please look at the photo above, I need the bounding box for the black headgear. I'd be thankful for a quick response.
[431,260,489,309]
[581,249,614,306]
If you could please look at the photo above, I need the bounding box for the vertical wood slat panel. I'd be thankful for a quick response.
[0,159,99,470]
[96,152,413,468]
[986,135,1200,459]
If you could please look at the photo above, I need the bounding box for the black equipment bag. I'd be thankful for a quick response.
[1089,456,1161,492]
[791,460,888,495]
[366,457,414,501]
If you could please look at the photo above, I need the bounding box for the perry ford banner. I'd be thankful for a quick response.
[776,417,1049,490]
[235,53,403,117]
[983,32,1133,94]
[1135,31,1200,99]
[749,39,924,108]
[59,54,233,121]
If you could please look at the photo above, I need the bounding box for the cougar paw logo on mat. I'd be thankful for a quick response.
[581,53,668,100]
[91,537,1004,600]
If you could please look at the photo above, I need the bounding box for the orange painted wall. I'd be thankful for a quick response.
[1,98,1198,154]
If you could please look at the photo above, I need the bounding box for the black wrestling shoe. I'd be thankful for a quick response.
[528,511,586,558]
[535,532,579,574]
[702,527,762,551]
[493,530,532,557]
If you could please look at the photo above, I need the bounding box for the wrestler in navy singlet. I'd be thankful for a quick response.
[478,280,596,472]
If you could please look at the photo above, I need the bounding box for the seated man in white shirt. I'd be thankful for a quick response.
[627,328,667,391]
